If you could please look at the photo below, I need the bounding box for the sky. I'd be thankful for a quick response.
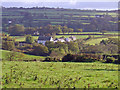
[2,0,120,2]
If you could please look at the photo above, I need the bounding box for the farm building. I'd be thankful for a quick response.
[69,36,76,41]
[38,36,76,45]
[37,36,54,45]
[54,38,65,42]
[55,36,76,42]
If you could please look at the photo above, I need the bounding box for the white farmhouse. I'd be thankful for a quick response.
[37,36,54,45]
[65,38,71,42]
[69,36,76,41]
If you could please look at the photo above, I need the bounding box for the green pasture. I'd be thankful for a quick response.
[1,49,45,60]
[59,31,118,34]
[84,35,118,45]
[55,35,104,39]
[2,61,119,88]
[84,38,108,45]
[11,36,39,42]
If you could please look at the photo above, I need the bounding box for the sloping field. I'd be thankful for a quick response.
[2,61,119,88]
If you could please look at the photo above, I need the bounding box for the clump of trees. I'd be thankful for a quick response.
[8,24,25,36]
[2,36,15,51]
[31,44,49,56]
[25,35,34,44]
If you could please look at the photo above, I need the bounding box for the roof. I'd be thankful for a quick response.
[38,36,52,40]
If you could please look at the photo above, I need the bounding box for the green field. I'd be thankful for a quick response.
[84,38,108,45]
[84,36,118,45]
[2,61,119,88]
[55,35,104,39]
[59,31,118,35]
[1,49,45,60]
[12,36,39,42]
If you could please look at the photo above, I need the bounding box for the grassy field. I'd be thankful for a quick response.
[84,38,108,45]
[12,36,39,42]
[1,49,45,60]
[55,35,104,39]
[59,31,118,35]
[84,36,118,45]
[2,61,119,88]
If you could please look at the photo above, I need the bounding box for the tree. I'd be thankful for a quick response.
[62,26,69,34]
[55,41,68,53]
[67,41,79,54]
[100,30,108,35]
[45,41,55,48]
[53,25,62,34]
[25,35,34,44]
[68,28,73,34]
[32,44,49,56]
[2,36,15,51]
[50,48,65,59]
[25,27,37,35]
[2,41,15,51]
[77,28,83,34]
[8,24,25,35]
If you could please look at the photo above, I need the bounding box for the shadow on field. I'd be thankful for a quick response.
[85,69,119,71]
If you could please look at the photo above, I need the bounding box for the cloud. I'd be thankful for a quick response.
[2,0,119,2]
[69,0,77,5]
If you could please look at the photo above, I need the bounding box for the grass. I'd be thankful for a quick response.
[59,31,118,34]
[84,38,108,45]
[1,49,45,60]
[11,36,39,42]
[55,35,104,39]
[84,36,118,45]
[2,61,119,88]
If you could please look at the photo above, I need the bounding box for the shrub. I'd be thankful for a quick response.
[62,54,102,62]
[62,54,74,62]
[32,44,49,56]
[44,56,61,62]
[25,35,34,44]
[2,41,15,51]
[105,57,116,63]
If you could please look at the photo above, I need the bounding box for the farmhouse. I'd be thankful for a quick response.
[54,36,76,42]
[54,38,65,42]
[69,36,76,41]
[37,36,54,45]
[38,35,76,45]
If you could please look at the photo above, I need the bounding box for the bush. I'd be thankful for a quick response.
[44,56,61,62]
[62,54,74,62]
[2,41,15,51]
[105,57,116,63]
[32,44,49,56]
[62,54,98,62]
[26,35,34,44]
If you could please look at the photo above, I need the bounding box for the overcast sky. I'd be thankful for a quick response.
[2,0,120,2]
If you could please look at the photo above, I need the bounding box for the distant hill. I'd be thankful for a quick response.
[2,2,118,10]
[2,7,118,32]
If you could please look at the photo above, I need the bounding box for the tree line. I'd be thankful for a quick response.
[7,24,83,36]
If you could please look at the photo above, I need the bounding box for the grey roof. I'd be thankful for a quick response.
[38,36,52,40]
